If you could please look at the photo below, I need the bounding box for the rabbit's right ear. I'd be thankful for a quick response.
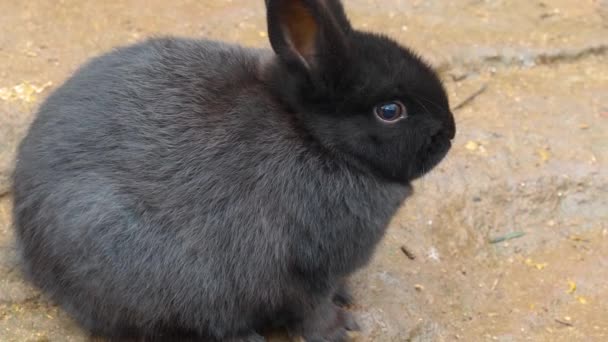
[266,0,351,73]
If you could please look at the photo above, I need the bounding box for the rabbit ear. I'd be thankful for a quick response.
[320,0,351,30]
[266,0,351,72]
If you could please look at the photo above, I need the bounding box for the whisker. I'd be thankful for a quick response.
[407,91,449,113]
[411,96,433,117]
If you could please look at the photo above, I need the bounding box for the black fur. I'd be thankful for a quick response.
[12,1,454,341]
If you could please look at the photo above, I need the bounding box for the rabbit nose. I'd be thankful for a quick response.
[429,114,455,143]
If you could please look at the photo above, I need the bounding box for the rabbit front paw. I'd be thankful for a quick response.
[298,303,359,342]
[332,281,354,308]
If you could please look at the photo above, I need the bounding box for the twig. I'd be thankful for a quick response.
[453,84,488,110]
[489,231,526,244]
[555,319,573,327]
[490,273,503,291]
[400,245,416,260]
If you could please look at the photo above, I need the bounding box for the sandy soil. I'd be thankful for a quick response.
[1,0,607,341]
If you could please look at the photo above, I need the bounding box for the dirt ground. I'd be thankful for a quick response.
[1,0,607,341]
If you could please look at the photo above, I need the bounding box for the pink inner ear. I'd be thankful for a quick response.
[279,0,318,65]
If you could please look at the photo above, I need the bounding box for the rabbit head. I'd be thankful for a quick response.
[265,0,455,183]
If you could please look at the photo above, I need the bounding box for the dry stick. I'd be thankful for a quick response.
[400,245,416,260]
[554,319,573,327]
[453,84,488,110]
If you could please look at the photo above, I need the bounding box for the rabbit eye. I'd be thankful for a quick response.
[374,101,406,122]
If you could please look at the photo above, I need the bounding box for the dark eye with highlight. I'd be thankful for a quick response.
[374,101,406,122]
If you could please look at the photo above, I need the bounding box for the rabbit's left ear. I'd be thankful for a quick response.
[266,0,352,73]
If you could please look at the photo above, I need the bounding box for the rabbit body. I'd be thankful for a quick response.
[13,38,409,340]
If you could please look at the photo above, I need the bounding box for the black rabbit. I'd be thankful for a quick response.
[12,0,455,341]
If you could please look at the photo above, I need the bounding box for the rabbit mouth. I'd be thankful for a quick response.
[412,134,452,179]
